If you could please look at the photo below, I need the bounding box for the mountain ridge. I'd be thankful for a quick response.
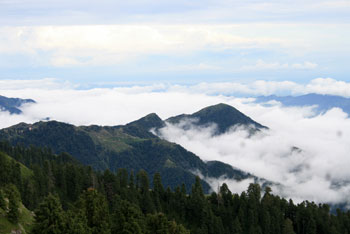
[0,95,36,114]
[0,103,269,193]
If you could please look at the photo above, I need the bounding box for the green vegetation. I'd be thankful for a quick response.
[0,118,257,193]
[0,143,349,234]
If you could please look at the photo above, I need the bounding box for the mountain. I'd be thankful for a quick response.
[126,113,166,131]
[0,95,36,114]
[2,143,349,234]
[255,93,350,115]
[166,103,267,134]
[0,115,262,193]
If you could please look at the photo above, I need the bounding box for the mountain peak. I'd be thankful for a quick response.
[167,103,267,134]
[0,95,36,114]
[127,113,165,131]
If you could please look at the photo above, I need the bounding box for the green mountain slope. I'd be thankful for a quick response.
[0,104,271,192]
[0,119,260,192]
[0,152,34,234]
[0,199,34,234]
[166,103,267,134]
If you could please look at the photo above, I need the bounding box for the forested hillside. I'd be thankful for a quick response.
[0,117,258,193]
[0,142,349,234]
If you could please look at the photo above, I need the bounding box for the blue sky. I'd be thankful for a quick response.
[0,0,349,87]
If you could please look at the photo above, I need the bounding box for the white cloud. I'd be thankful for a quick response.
[1,78,350,205]
[2,77,350,98]
[0,25,291,67]
[292,61,318,69]
[241,59,318,71]
[0,78,76,90]
[157,106,350,205]
[306,78,350,97]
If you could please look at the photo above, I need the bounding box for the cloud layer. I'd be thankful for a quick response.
[1,78,350,205]
[157,106,350,205]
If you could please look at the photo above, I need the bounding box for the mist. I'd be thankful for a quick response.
[1,80,350,205]
[157,105,350,205]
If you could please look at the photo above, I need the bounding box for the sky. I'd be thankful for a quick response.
[0,0,349,85]
[1,0,350,206]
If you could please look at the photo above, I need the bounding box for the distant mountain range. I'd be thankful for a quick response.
[0,95,35,114]
[0,103,268,193]
[255,93,350,115]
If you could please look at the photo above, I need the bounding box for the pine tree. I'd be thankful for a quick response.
[31,194,66,233]
[153,173,164,212]
[110,196,144,234]
[7,186,20,224]
[65,209,91,234]
[137,170,155,214]
[282,218,296,234]
[306,217,316,234]
[231,217,243,234]
[7,193,19,224]
[146,213,169,234]
[77,188,111,234]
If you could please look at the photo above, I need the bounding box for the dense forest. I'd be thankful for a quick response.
[0,141,350,234]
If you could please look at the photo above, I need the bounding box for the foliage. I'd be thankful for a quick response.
[0,144,350,234]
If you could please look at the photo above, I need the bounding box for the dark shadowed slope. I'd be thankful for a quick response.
[0,95,35,114]
[0,115,262,193]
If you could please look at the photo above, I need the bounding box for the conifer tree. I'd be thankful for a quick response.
[110,196,144,234]
[137,170,155,214]
[7,193,19,224]
[65,209,91,234]
[31,194,66,233]
[153,172,164,212]
[282,218,296,234]
[77,188,111,234]
[231,217,243,234]
[7,185,20,224]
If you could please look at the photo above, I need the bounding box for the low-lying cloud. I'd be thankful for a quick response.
[157,106,350,205]
[1,78,350,206]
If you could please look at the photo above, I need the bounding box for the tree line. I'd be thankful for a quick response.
[0,141,349,234]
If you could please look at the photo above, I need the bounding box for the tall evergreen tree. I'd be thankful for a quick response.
[77,188,111,234]
[137,170,155,214]
[282,218,296,234]
[65,209,91,234]
[6,185,21,224]
[31,194,66,234]
[7,192,19,224]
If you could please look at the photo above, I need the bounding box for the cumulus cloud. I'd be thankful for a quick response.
[306,78,350,98]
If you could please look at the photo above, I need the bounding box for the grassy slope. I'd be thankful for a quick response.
[0,152,33,180]
[0,152,34,234]
[0,201,34,234]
